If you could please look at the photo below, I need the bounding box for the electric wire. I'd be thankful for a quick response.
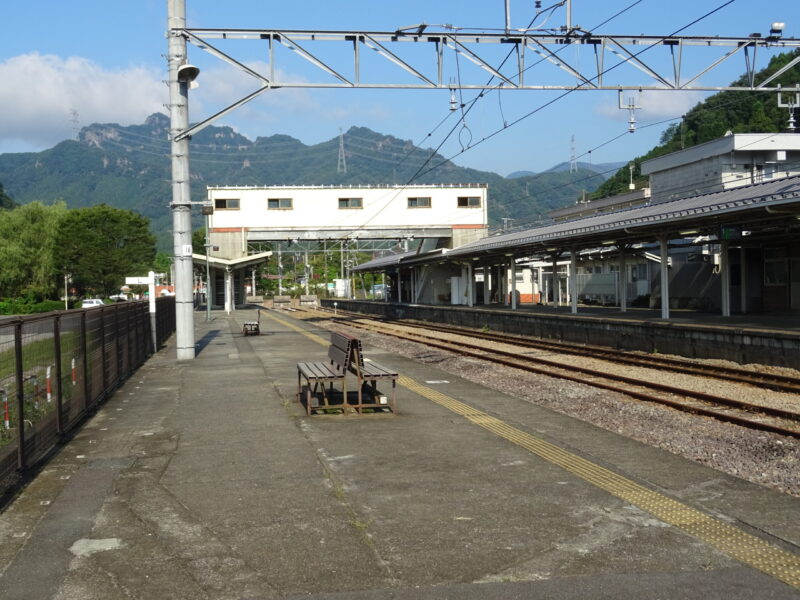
[410,0,738,181]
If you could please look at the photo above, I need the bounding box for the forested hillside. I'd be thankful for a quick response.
[0,115,603,249]
[594,49,800,199]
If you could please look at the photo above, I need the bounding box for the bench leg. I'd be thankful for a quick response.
[297,370,302,403]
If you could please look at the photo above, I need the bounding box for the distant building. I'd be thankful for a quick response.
[206,184,489,257]
[548,188,651,223]
[641,132,800,204]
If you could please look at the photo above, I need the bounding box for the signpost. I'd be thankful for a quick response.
[126,272,157,352]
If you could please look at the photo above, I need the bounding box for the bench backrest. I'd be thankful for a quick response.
[328,331,357,370]
[273,295,292,305]
[299,294,318,305]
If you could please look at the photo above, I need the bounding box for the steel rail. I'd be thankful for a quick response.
[294,309,800,438]
[355,321,800,437]
[312,306,800,394]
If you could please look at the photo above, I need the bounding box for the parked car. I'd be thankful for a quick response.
[81,298,105,308]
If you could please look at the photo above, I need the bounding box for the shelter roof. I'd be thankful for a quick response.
[353,175,800,271]
[191,251,272,270]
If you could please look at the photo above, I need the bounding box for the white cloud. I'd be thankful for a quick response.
[190,60,395,137]
[0,53,165,151]
[0,53,397,152]
[595,89,706,123]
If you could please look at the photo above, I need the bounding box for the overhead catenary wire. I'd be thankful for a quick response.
[410,0,738,182]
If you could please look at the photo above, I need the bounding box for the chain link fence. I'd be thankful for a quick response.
[0,297,176,494]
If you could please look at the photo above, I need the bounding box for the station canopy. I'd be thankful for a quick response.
[353,175,800,271]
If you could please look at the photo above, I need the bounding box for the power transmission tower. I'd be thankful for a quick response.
[569,134,577,173]
[337,129,347,174]
[70,109,80,140]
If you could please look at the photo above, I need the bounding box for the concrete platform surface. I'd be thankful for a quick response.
[0,308,798,599]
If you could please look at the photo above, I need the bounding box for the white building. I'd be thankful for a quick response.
[641,133,800,204]
[207,184,489,258]
[198,184,489,307]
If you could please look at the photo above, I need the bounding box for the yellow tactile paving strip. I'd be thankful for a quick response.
[265,311,800,589]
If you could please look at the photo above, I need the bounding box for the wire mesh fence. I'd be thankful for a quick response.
[0,298,175,492]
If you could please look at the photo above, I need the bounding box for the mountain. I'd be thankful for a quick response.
[508,161,626,179]
[0,115,603,249]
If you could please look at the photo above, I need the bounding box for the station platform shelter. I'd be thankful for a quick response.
[353,175,800,322]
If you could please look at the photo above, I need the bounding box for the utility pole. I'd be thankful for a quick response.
[168,0,198,360]
[337,128,347,174]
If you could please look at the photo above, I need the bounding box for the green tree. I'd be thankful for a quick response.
[54,204,156,296]
[154,252,172,282]
[191,228,206,253]
[0,183,14,210]
[0,202,66,299]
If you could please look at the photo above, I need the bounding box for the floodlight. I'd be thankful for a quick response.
[177,63,200,83]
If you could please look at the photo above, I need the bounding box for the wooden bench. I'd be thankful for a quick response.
[297,332,354,415]
[347,336,398,414]
[273,295,292,309]
[296,332,398,415]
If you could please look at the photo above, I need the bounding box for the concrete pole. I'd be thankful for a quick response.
[168,0,195,360]
[551,255,558,307]
[720,240,731,317]
[619,247,628,312]
[659,235,670,319]
[740,247,747,314]
[149,271,157,353]
[467,263,474,307]
[570,249,578,314]
[397,268,403,304]
[510,258,517,310]
[304,250,309,295]
[277,246,283,295]
[224,268,233,314]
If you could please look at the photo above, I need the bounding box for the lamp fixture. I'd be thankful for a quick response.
[770,22,785,37]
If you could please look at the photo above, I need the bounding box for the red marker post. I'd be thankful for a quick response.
[2,389,8,429]
[46,365,53,403]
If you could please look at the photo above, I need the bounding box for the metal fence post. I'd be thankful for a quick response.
[54,314,64,435]
[115,305,123,386]
[14,321,25,471]
[81,311,90,412]
[100,309,108,398]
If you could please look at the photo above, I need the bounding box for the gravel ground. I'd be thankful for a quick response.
[301,312,800,498]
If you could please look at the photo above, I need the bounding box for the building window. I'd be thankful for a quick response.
[408,197,431,208]
[338,197,363,209]
[268,198,293,210]
[457,196,481,208]
[214,198,240,210]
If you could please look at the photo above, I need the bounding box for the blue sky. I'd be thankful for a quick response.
[0,1,797,176]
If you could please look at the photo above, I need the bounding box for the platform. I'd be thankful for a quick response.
[0,308,798,599]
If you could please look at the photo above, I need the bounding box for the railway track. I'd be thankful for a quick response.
[296,306,800,439]
[312,306,800,395]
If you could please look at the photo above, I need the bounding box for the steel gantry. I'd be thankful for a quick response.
[167,0,800,359]
[175,27,800,141]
